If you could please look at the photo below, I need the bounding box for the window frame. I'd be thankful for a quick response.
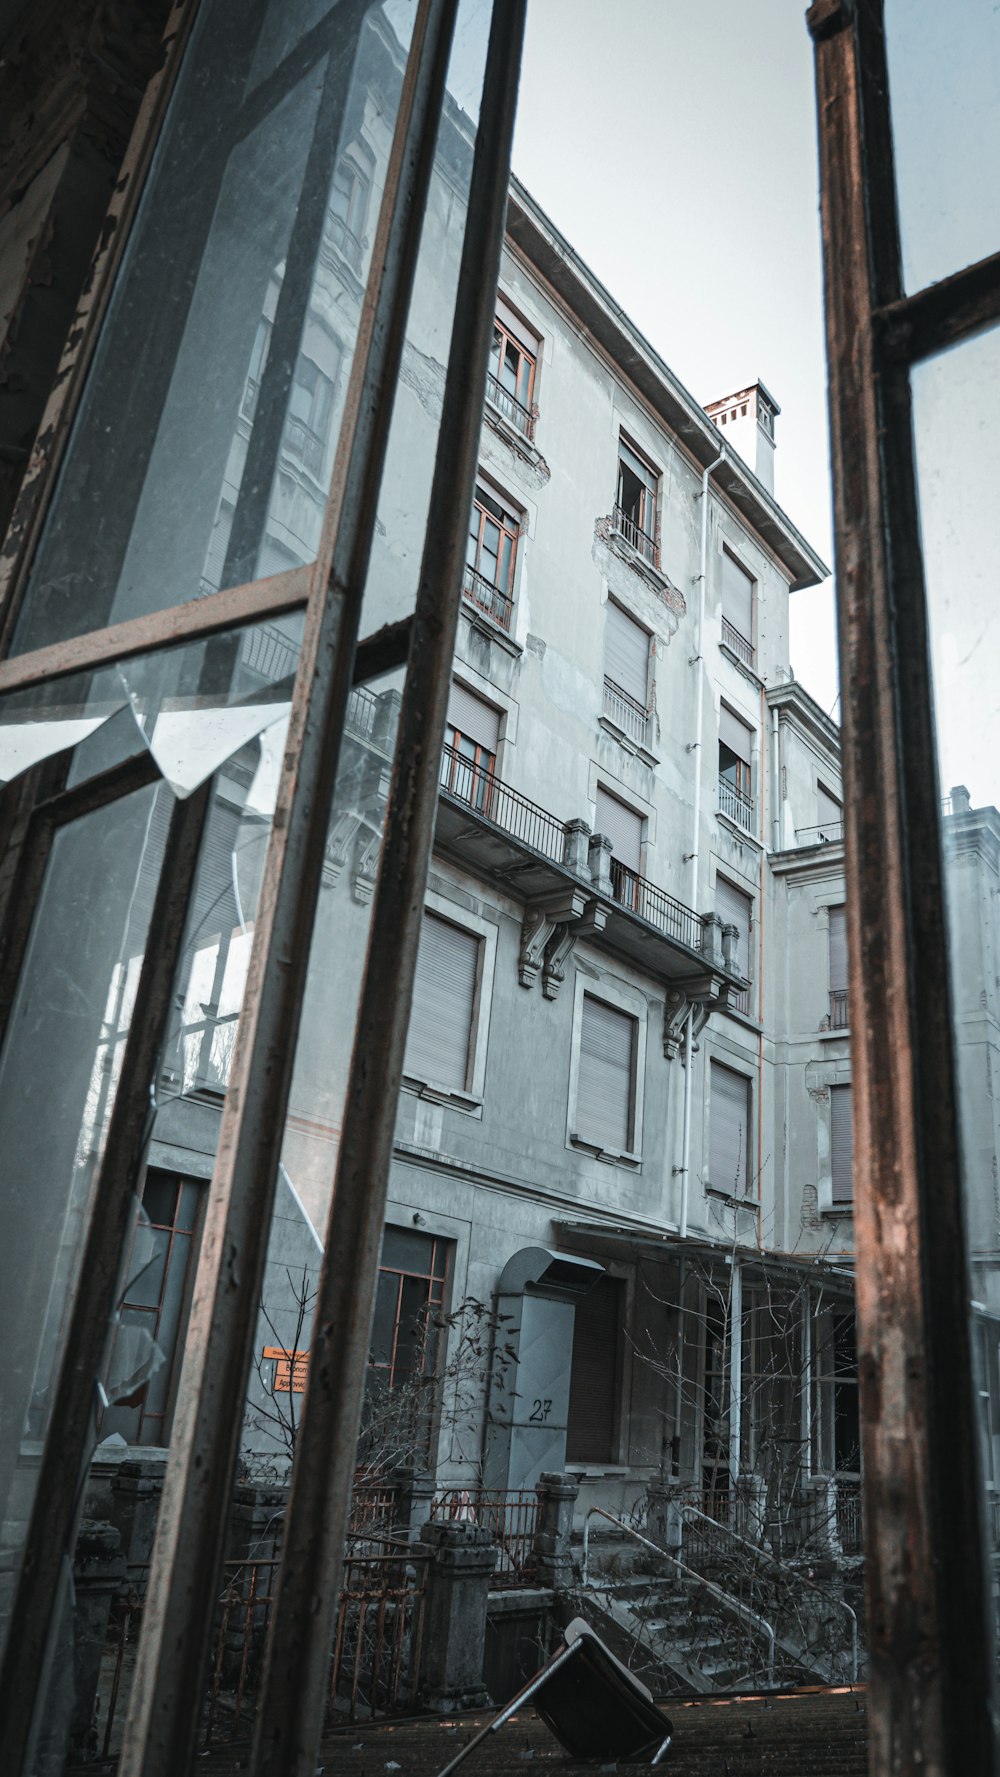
[487,301,538,440]
[719,545,756,668]
[400,891,498,1111]
[464,476,521,632]
[707,1055,754,1202]
[566,972,646,1165]
[614,431,660,568]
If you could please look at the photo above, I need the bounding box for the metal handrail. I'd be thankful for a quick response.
[795,821,844,846]
[721,616,754,668]
[440,742,565,861]
[580,1506,775,1684]
[679,1501,858,1683]
[611,503,658,567]
[609,859,702,954]
[829,987,849,1029]
[462,562,514,631]
[718,775,756,833]
[602,675,650,745]
[485,370,536,440]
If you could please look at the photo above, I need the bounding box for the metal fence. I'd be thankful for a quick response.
[485,370,536,440]
[462,562,513,631]
[431,1487,538,1589]
[440,742,566,862]
[795,820,844,846]
[721,616,754,669]
[718,775,756,835]
[836,1483,864,1555]
[611,502,658,567]
[829,987,849,1030]
[609,858,703,954]
[242,622,301,683]
[602,675,650,746]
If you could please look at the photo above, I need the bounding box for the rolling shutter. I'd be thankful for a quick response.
[595,787,642,872]
[566,1275,623,1463]
[828,905,848,994]
[404,911,481,1090]
[719,705,753,763]
[575,995,636,1153]
[496,293,540,356]
[831,1084,853,1204]
[603,601,649,708]
[721,550,753,641]
[447,681,500,753]
[716,876,752,980]
[817,782,842,833]
[710,1061,750,1195]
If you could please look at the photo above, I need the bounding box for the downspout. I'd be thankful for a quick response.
[677,446,725,1243]
[770,705,781,851]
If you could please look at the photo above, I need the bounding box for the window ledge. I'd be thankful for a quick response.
[483,398,543,468]
[606,524,670,594]
[716,808,763,848]
[459,598,523,658]
[569,1134,641,1169]
[822,1203,854,1218]
[705,1186,758,1211]
[818,1024,851,1040]
[401,1076,484,1116]
[597,713,659,766]
[719,640,765,689]
[721,1003,763,1034]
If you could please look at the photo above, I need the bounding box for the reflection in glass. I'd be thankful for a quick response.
[912,323,1000,1683]
[885,0,1000,292]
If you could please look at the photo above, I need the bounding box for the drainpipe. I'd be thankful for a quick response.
[676,447,725,1243]
[770,705,781,851]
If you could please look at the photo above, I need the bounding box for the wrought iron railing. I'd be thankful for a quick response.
[721,615,754,669]
[439,741,565,861]
[326,211,363,270]
[829,987,849,1030]
[242,622,300,684]
[462,562,514,631]
[718,775,756,834]
[611,502,658,567]
[836,1482,863,1554]
[485,370,536,440]
[431,1487,539,1589]
[609,859,703,954]
[795,820,844,846]
[284,414,326,477]
[346,683,379,743]
[602,676,650,746]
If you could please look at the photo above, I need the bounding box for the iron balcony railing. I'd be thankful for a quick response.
[346,684,379,743]
[611,502,659,568]
[829,987,849,1030]
[721,615,755,669]
[431,1487,539,1590]
[485,370,536,441]
[462,562,513,632]
[242,622,301,683]
[718,775,756,834]
[609,859,702,954]
[284,414,326,477]
[795,820,844,846]
[440,743,565,861]
[326,211,363,270]
[602,676,651,747]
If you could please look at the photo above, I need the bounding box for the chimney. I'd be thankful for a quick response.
[703,381,780,496]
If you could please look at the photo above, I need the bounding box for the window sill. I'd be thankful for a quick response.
[606,523,669,593]
[401,1075,484,1116]
[719,640,764,689]
[483,397,543,468]
[822,1202,854,1218]
[569,1134,641,1169]
[705,1185,758,1211]
[458,598,523,658]
[818,1024,851,1040]
[597,713,658,766]
[716,808,763,848]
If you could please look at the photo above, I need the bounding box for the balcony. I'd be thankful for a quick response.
[462,563,513,633]
[721,615,754,670]
[611,503,658,569]
[718,775,756,835]
[602,676,651,748]
[439,744,564,860]
[485,369,536,441]
[284,414,325,478]
[829,988,849,1030]
[609,858,702,953]
[795,821,844,847]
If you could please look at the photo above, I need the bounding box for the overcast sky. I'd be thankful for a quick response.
[511,0,840,719]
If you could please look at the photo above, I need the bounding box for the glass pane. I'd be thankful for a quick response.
[10,0,418,654]
[911,322,1000,1692]
[885,0,1000,292]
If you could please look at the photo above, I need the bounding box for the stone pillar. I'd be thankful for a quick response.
[563,818,592,880]
[588,832,613,897]
[108,1457,167,1568]
[227,1482,288,1563]
[415,1520,497,1711]
[645,1479,683,1554]
[393,1466,435,1541]
[533,1471,579,1590]
[700,910,723,968]
[721,920,740,975]
[949,783,971,814]
[70,1521,126,1763]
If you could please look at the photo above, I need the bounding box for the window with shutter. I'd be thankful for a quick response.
[828,904,849,1029]
[721,550,755,658]
[403,911,481,1092]
[615,435,659,565]
[442,681,500,813]
[603,601,650,712]
[719,705,753,763]
[831,1084,853,1205]
[718,706,755,828]
[575,994,637,1153]
[817,782,843,839]
[716,875,752,1015]
[566,1274,623,1463]
[595,786,642,874]
[710,1061,750,1196]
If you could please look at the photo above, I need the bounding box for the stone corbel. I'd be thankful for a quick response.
[323,810,365,887]
[352,826,381,905]
[662,974,728,1059]
[518,887,591,990]
[541,901,608,1000]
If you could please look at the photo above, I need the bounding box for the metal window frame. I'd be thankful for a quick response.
[808,1,1000,1771]
[0,1,527,1773]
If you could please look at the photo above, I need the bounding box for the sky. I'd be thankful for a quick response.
[510,0,840,720]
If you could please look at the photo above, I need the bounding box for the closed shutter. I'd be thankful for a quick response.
[603,601,649,708]
[828,905,848,993]
[720,705,753,763]
[831,1084,853,1204]
[447,681,500,753]
[575,995,636,1152]
[566,1275,623,1463]
[710,1061,750,1195]
[721,550,753,640]
[817,782,842,832]
[716,876,752,980]
[404,911,481,1090]
[595,787,642,872]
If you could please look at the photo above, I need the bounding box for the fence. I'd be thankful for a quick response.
[485,370,536,440]
[829,987,849,1030]
[440,742,566,862]
[431,1487,539,1589]
[241,622,301,683]
[721,616,754,669]
[836,1483,864,1555]
[602,675,651,746]
[609,858,703,954]
[718,775,756,834]
[611,502,658,567]
[99,1546,428,1753]
[462,562,513,631]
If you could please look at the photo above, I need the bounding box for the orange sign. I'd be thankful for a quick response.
[262,1346,309,1393]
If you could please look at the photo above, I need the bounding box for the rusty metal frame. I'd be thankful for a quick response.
[808,1,998,1772]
